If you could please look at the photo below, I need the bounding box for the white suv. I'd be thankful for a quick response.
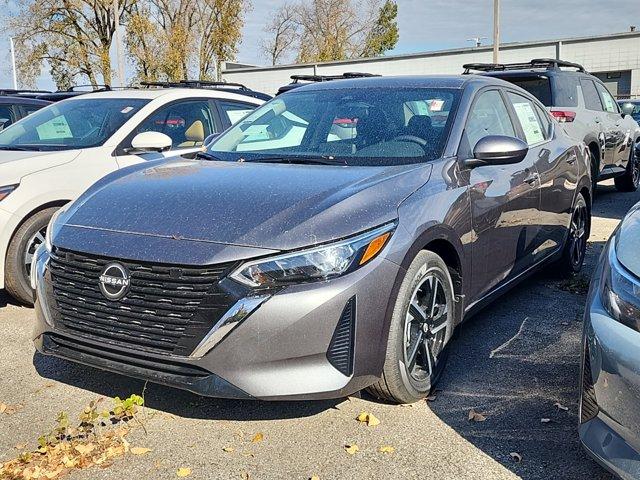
[0,87,264,304]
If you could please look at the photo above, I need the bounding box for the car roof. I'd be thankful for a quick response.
[0,96,51,106]
[282,75,505,93]
[64,88,265,104]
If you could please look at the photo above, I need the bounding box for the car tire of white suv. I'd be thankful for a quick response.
[5,207,59,305]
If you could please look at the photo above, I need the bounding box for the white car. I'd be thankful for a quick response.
[0,87,264,304]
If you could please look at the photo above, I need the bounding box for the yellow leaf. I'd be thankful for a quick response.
[131,447,152,455]
[344,444,359,455]
[177,467,192,477]
[356,411,380,426]
[310,476,320,480]
[468,409,487,422]
[222,447,234,453]
[74,443,96,455]
[251,432,264,443]
[379,445,395,454]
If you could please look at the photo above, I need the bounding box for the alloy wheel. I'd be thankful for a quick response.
[23,227,46,276]
[569,203,587,268]
[403,272,448,382]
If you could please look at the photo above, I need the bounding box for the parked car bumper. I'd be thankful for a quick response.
[580,262,640,479]
[32,246,401,400]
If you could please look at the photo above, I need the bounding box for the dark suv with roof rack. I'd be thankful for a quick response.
[0,91,50,131]
[276,72,380,95]
[465,59,640,193]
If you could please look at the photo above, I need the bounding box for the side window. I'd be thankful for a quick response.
[464,90,515,152]
[0,106,13,131]
[507,92,546,145]
[534,104,552,140]
[218,101,256,125]
[595,83,619,113]
[21,105,44,117]
[580,79,603,111]
[132,100,215,149]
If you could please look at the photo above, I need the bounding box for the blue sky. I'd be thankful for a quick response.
[1,0,639,89]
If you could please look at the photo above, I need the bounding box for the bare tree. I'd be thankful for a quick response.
[260,2,297,66]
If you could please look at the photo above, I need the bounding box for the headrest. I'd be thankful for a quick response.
[185,120,205,142]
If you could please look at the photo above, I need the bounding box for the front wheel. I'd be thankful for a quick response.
[367,250,455,404]
[5,207,59,305]
[614,144,639,192]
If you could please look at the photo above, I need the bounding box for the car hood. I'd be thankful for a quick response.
[65,159,433,251]
[617,203,640,276]
[0,149,81,183]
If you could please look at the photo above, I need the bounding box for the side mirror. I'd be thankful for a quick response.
[621,102,635,116]
[464,135,529,168]
[203,133,220,147]
[125,132,172,154]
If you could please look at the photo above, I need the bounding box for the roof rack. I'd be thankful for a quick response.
[289,72,380,83]
[463,58,586,74]
[141,79,251,90]
[65,84,112,92]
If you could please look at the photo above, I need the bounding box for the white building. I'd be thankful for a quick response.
[222,31,640,98]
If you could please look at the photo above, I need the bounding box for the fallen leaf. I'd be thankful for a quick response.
[14,443,28,450]
[554,402,569,411]
[240,471,250,480]
[356,411,380,426]
[0,402,23,415]
[130,447,152,455]
[344,444,359,455]
[540,418,552,423]
[510,452,522,463]
[379,445,395,454]
[177,467,192,477]
[468,409,487,422]
[310,476,320,480]
[74,443,96,456]
[251,432,264,443]
[222,447,235,453]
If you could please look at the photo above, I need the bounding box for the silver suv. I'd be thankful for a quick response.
[465,58,640,192]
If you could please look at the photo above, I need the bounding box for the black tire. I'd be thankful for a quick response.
[549,193,589,278]
[614,144,639,192]
[367,250,455,404]
[5,207,59,305]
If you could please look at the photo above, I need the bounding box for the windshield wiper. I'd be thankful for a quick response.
[239,155,347,166]
[0,145,42,151]
[195,151,224,161]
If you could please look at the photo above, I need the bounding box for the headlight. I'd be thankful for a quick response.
[0,184,17,202]
[45,205,69,252]
[601,240,640,330]
[230,223,396,288]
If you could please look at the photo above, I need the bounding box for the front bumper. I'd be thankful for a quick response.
[33,247,401,400]
[580,275,640,479]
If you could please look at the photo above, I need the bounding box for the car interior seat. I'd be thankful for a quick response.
[178,120,205,147]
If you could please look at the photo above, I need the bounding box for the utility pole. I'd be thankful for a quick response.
[492,0,500,63]
[9,37,18,90]
[112,0,125,87]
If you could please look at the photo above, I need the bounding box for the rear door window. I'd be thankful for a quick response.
[580,79,603,111]
[594,83,619,113]
[551,75,579,107]
[507,92,546,145]
[218,101,257,125]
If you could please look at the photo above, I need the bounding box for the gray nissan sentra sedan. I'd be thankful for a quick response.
[32,76,593,403]
[580,201,640,479]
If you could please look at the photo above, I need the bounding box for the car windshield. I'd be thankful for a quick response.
[208,87,460,166]
[0,98,149,151]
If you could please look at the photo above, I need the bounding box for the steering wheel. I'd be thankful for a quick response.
[392,135,428,147]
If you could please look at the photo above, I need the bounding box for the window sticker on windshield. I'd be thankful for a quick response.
[36,115,72,140]
[121,106,134,114]
[512,102,544,144]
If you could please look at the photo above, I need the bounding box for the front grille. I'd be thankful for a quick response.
[49,248,236,356]
[581,340,599,423]
[327,296,356,376]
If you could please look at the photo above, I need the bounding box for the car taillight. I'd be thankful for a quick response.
[550,110,576,123]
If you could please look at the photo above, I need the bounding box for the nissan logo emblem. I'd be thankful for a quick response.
[99,263,130,300]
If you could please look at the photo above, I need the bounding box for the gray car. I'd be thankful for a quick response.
[32,76,592,403]
[580,201,640,478]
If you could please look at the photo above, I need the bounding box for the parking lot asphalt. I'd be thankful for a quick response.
[0,180,637,480]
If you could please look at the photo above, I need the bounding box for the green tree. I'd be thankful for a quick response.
[362,0,398,57]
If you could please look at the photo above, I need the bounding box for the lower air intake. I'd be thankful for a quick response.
[327,296,356,376]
